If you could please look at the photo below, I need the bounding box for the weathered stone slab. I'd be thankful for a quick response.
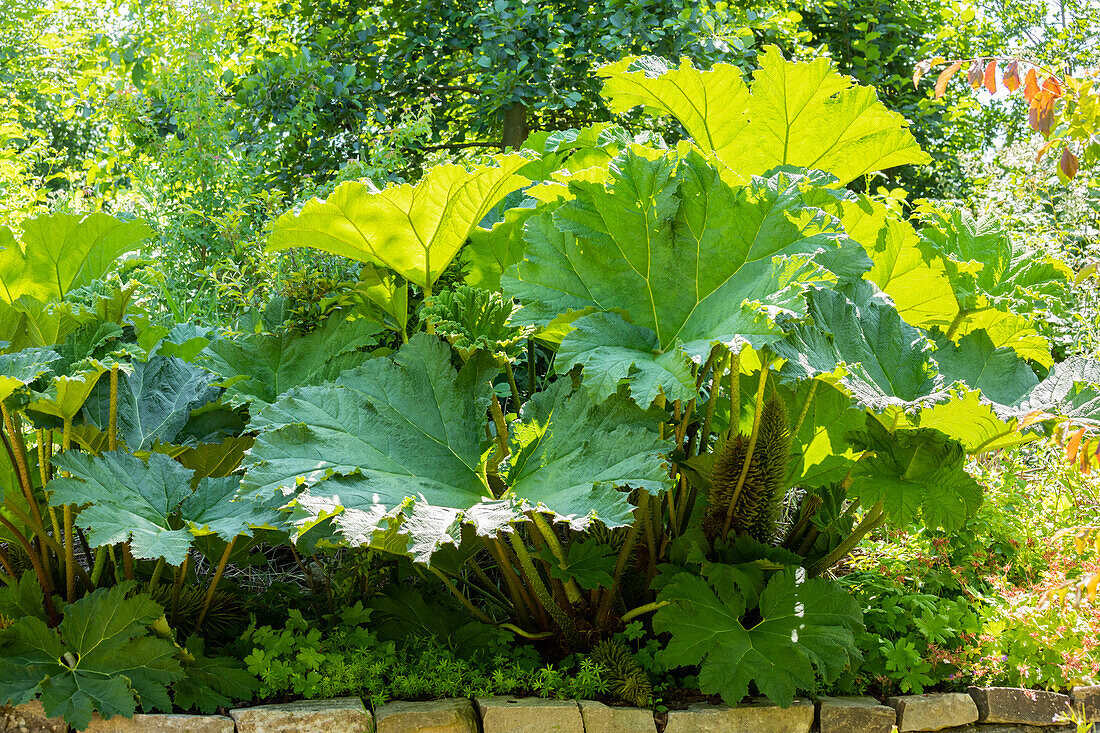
[84,714,235,732]
[817,695,896,733]
[578,701,656,733]
[663,698,813,733]
[374,698,477,733]
[230,697,373,733]
[953,725,1073,733]
[1073,685,1100,722]
[969,687,1073,726]
[0,701,65,733]
[889,693,979,732]
[475,697,583,733]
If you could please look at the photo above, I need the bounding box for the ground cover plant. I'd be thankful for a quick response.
[1,0,1100,729]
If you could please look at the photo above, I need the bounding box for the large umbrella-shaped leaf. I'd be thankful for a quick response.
[48,451,271,565]
[600,49,928,185]
[911,389,1035,453]
[773,283,945,412]
[0,213,151,303]
[848,419,983,531]
[0,297,91,351]
[505,150,866,405]
[201,314,381,405]
[506,380,671,529]
[267,154,530,292]
[599,57,750,165]
[1012,357,1100,426]
[48,451,193,564]
[0,583,181,730]
[463,204,538,291]
[241,335,669,560]
[921,207,1072,313]
[27,365,109,423]
[555,312,696,408]
[932,330,1038,410]
[0,347,58,402]
[654,565,862,707]
[241,334,501,558]
[82,356,221,450]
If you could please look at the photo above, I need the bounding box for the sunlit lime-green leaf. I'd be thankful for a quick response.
[0,213,151,303]
[600,57,750,166]
[911,389,1035,453]
[267,154,530,291]
[601,49,929,184]
[346,264,408,333]
[464,204,537,291]
[27,364,108,422]
[0,297,91,351]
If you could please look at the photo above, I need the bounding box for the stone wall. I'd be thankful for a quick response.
[2,687,1097,733]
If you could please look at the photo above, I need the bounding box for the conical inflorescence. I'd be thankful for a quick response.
[704,394,791,544]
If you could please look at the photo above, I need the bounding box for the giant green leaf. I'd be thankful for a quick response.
[241,334,502,558]
[504,150,866,403]
[0,213,151,303]
[600,49,929,185]
[0,583,182,731]
[911,389,1035,453]
[654,565,862,707]
[48,451,271,565]
[82,356,221,450]
[346,264,408,334]
[267,154,530,291]
[600,57,750,166]
[463,204,538,291]
[1013,357,1100,426]
[0,297,91,351]
[201,314,381,405]
[848,420,983,530]
[556,312,696,406]
[932,330,1038,409]
[27,365,109,423]
[921,207,1072,313]
[860,208,958,330]
[773,283,944,412]
[506,380,671,529]
[876,205,1070,367]
[0,346,57,402]
[240,335,669,560]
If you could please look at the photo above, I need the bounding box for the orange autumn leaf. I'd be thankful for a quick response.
[935,60,964,98]
[984,60,998,93]
[1023,68,1040,101]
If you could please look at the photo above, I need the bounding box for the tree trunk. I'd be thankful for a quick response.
[501,102,528,151]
